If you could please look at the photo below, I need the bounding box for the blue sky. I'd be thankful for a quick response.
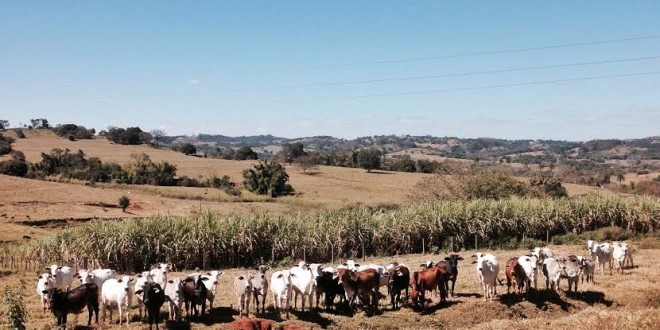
[1,1,659,140]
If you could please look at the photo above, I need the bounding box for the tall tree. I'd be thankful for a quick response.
[357,148,382,173]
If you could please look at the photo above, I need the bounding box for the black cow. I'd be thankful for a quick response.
[44,283,99,328]
[135,282,166,330]
[442,254,463,297]
[183,275,208,319]
[387,265,410,310]
[316,270,345,311]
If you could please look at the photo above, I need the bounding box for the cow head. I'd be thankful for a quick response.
[257,265,270,274]
[444,254,463,269]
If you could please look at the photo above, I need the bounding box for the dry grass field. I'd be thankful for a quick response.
[0,243,658,329]
[2,130,659,329]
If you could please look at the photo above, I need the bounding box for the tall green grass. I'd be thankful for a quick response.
[15,195,659,272]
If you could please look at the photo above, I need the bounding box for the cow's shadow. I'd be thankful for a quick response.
[565,290,613,307]
[199,306,238,325]
[414,300,462,315]
[290,309,334,327]
[500,289,573,311]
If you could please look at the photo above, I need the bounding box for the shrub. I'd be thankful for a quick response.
[119,195,130,212]
[0,133,14,155]
[177,176,204,187]
[15,128,26,138]
[234,146,258,160]
[243,160,293,197]
[207,175,235,189]
[3,280,28,330]
[179,143,197,155]
[357,148,382,172]
[106,127,150,145]
[53,124,95,140]
[0,159,28,177]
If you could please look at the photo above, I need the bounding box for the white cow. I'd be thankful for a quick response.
[342,260,358,270]
[78,268,117,296]
[357,264,391,290]
[134,271,153,319]
[289,261,315,312]
[419,261,435,269]
[188,270,225,310]
[47,264,75,291]
[542,258,561,292]
[270,270,291,319]
[164,278,184,321]
[558,255,581,292]
[621,242,634,268]
[308,263,323,308]
[248,266,269,314]
[473,253,499,301]
[101,275,133,325]
[577,256,595,283]
[612,242,628,274]
[37,273,54,312]
[590,241,613,275]
[150,263,171,290]
[233,273,253,318]
[517,256,537,294]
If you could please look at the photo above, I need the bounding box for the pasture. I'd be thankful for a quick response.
[1,131,659,329]
[0,244,658,329]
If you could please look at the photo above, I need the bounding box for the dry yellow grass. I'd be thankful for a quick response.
[1,243,658,329]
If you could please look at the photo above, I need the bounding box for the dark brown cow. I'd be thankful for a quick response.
[387,265,410,310]
[410,266,449,308]
[505,258,526,294]
[44,283,99,328]
[442,254,464,297]
[334,268,379,311]
[183,275,209,319]
[316,269,345,311]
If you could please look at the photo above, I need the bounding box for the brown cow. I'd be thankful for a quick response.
[334,268,379,312]
[505,258,526,294]
[410,266,449,308]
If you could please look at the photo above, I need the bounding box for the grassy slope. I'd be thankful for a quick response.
[0,244,658,329]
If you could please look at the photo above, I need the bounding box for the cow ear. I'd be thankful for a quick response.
[153,288,160,293]
[201,277,209,281]
[444,257,450,261]
[458,257,464,261]
[219,271,225,276]
[168,279,174,284]
[471,255,477,258]
[117,279,123,283]
[354,263,360,267]
[207,272,212,276]
[238,276,244,280]
[471,261,477,264]
[277,274,283,279]
[135,290,143,295]
[342,263,347,266]
[42,290,48,294]
[57,266,62,270]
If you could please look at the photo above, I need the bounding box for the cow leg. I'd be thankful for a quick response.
[301,293,306,313]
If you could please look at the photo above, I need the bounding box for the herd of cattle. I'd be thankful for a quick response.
[35,239,633,329]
